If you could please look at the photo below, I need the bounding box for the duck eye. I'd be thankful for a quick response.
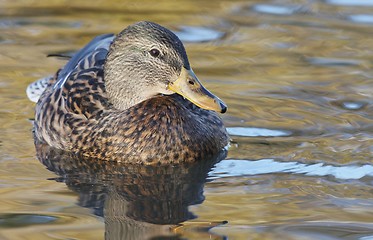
[149,48,160,58]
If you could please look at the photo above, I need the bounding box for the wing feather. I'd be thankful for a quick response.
[54,33,115,89]
[26,33,115,103]
[26,75,54,102]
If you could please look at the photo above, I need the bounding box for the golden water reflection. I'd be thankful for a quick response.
[0,0,372,239]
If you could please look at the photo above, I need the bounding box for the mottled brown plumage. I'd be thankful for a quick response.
[30,21,229,164]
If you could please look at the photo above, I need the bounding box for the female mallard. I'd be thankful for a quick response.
[27,21,228,164]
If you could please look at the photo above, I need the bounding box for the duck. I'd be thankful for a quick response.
[27,21,229,165]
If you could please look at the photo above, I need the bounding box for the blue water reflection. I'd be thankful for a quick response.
[174,26,224,43]
[210,159,373,180]
[227,127,292,137]
[348,14,373,24]
[251,4,301,15]
[325,0,373,6]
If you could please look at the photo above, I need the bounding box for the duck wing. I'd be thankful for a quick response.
[26,34,115,103]
[54,33,115,89]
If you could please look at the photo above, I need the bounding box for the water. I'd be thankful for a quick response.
[0,0,372,239]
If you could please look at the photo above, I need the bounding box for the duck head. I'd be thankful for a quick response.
[104,21,227,113]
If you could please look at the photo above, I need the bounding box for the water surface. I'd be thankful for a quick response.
[0,0,372,239]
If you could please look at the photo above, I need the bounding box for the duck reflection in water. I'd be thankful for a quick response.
[35,140,227,240]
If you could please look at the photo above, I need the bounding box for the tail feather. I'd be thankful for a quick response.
[26,75,53,103]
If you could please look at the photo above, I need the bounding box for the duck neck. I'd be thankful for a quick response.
[104,74,156,111]
[104,55,155,111]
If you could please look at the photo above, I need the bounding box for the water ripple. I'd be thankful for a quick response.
[305,57,364,67]
[342,101,366,110]
[210,159,373,180]
[0,213,58,228]
[251,4,301,15]
[0,19,82,29]
[325,0,373,6]
[330,99,368,111]
[348,14,373,24]
[174,26,224,43]
[227,127,292,137]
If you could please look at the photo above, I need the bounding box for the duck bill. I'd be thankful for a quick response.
[167,67,227,113]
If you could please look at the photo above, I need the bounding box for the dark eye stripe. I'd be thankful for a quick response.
[149,48,160,57]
